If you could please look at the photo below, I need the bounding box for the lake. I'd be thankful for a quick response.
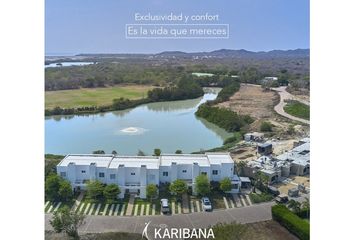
[45,88,232,155]
[45,62,94,68]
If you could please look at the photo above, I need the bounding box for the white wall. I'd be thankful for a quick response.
[125,167,141,184]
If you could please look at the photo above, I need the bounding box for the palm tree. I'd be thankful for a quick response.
[236,161,247,176]
[253,171,269,193]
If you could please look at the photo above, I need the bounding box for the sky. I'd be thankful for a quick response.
[45,0,309,55]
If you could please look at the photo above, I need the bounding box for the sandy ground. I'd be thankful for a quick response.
[271,139,297,155]
[218,84,309,138]
[218,84,278,119]
[274,175,310,195]
[231,145,258,163]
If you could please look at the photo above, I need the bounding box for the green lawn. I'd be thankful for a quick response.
[45,85,154,109]
[284,100,310,120]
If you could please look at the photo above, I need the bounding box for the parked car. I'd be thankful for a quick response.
[275,194,289,204]
[160,199,171,214]
[201,197,213,211]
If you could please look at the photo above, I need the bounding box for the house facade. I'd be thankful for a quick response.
[56,152,240,198]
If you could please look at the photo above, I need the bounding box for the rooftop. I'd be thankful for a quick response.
[276,142,310,166]
[58,152,233,169]
[59,154,114,168]
[160,154,209,167]
[109,156,160,169]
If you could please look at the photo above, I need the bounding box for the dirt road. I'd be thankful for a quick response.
[272,86,310,125]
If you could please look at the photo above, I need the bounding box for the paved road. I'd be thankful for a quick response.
[45,202,274,235]
[272,86,310,125]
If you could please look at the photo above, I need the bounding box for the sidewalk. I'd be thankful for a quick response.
[125,194,135,216]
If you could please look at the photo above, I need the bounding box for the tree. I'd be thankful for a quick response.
[195,174,211,196]
[50,206,85,239]
[45,174,62,201]
[86,180,104,202]
[219,178,232,192]
[92,150,105,154]
[146,184,158,202]
[112,150,117,155]
[253,171,269,193]
[154,148,161,156]
[58,180,73,202]
[103,184,120,203]
[175,150,182,154]
[301,197,310,219]
[169,179,187,199]
[260,121,273,132]
[236,161,247,176]
[137,149,146,156]
[287,199,301,214]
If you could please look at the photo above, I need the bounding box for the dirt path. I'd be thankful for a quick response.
[272,86,310,125]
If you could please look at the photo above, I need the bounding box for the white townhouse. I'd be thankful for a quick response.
[56,152,241,198]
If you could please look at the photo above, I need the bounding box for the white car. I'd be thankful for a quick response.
[160,199,171,214]
[201,197,212,211]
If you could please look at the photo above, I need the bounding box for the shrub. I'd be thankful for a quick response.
[219,178,232,192]
[103,184,121,203]
[154,148,161,156]
[260,121,273,132]
[296,208,310,219]
[195,105,253,132]
[223,132,242,145]
[146,184,158,201]
[271,204,310,240]
[249,192,273,203]
[169,179,187,198]
[195,174,211,196]
[86,180,104,202]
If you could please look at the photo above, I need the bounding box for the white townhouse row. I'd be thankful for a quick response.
[57,152,241,198]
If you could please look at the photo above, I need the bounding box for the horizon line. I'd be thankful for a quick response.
[45,48,309,57]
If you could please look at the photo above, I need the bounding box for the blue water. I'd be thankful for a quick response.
[45,88,232,155]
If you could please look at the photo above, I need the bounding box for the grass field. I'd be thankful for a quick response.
[284,100,310,120]
[45,85,154,109]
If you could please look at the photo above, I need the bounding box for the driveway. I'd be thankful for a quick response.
[45,202,274,234]
[272,86,310,125]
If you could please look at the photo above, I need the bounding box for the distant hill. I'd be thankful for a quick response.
[74,49,309,59]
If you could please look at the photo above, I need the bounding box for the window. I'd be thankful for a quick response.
[182,170,187,173]
[201,172,207,175]
[99,172,105,178]
[81,170,86,173]
[60,172,66,177]
[131,172,135,175]
[163,172,168,176]
[212,170,218,175]
[110,174,116,179]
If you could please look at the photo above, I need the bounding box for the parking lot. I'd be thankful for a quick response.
[44,193,254,217]
[45,201,274,234]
